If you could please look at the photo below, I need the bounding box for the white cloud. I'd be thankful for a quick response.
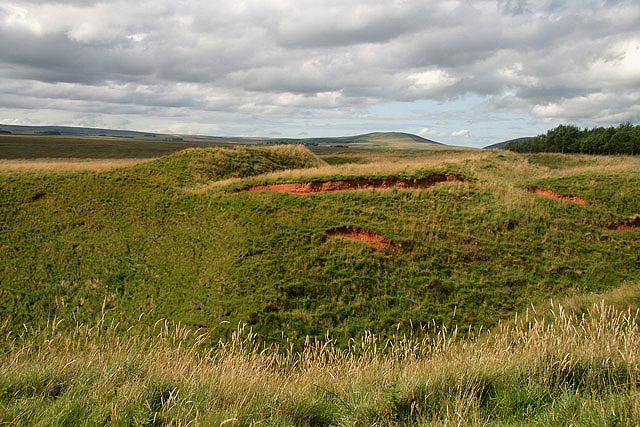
[408,70,458,91]
[451,129,470,137]
[418,127,447,138]
[1,4,42,33]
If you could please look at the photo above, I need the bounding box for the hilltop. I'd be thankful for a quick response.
[0,125,461,158]
[484,137,533,150]
[263,132,450,150]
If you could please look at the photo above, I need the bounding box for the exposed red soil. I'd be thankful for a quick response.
[462,239,476,249]
[530,187,587,205]
[323,226,396,250]
[241,174,472,194]
[605,216,640,231]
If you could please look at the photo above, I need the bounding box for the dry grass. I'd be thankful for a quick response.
[196,150,491,193]
[1,297,639,425]
[532,153,640,178]
[0,158,152,172]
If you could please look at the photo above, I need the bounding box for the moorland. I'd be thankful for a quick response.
[0,133,639,425]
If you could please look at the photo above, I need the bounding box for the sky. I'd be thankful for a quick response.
[0,0,639,147]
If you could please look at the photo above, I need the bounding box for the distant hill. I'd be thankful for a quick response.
[484,137,533,150]
[262,132,451,150]
[0,124,185,141]
[0,125,467,158]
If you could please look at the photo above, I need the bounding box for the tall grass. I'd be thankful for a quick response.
[0,158,152,172]
[1,300,639,425]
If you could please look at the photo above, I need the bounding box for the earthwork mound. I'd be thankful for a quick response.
[240,174,471,194]
[323,226,396,250]
[529,186,586,205]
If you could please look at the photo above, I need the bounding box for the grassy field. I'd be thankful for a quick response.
[1,292,639,425]
[1,147,638,343]
[0,134,235,159]
[1,145,640,424]
[0,145,640,426]
[0,158,152,172]
[0,132,461,160]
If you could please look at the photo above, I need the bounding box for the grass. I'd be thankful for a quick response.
[1,146,639,424]
[0,134,235,159]
[0,299,639,425]
[0,158,151,172]
[1,148,639,346]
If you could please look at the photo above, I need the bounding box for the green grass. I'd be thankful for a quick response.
[1,149,638,346]
[1,148,640,424]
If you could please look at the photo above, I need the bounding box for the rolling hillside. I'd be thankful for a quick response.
[0,125,464,159]
[1,147,638,344]
[1,147,640,424]
[484,137,534,149]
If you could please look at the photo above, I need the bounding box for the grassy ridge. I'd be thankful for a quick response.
[1,149,638,346]
[1,148,640,424]
[1,300,639,425]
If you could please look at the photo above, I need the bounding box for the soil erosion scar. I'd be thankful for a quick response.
[323,226,396,250]
[605,215,640,231]
[530,187,586,205]
[241,174,472,194]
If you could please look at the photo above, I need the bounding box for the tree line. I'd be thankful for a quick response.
[505,123,640,155]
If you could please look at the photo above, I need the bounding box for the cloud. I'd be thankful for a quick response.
[418,127,447,138]
[451,129,470,137]
[0,0,639,137]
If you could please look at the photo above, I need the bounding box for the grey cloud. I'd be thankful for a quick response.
[0,0,639,131]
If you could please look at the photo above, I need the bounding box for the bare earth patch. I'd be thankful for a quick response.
[606,215,640,231]
[30,192,47,202]
[530,187,587,205]
[240,174,471,194]
[323,226,396,250]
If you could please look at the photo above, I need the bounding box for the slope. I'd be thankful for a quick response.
[484,136,533,149]
[0,149,638,345]
[0,126,464,159]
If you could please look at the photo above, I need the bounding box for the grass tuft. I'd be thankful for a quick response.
[0,301,639,424]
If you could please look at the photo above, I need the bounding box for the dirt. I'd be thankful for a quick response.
[30,192,47,202]
[323,226,396,250]
[240,174,472,194]
[605,216,640,231]
[462,239,476,249]
[530,187,587,205]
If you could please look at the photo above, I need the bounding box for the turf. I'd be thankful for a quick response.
[1,148,638,346]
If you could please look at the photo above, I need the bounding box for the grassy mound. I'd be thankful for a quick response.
[0,150,638,346]
[130,145,326,186]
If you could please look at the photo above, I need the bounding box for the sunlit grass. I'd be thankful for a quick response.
[1,297,639,425]
[0,158,152,172]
